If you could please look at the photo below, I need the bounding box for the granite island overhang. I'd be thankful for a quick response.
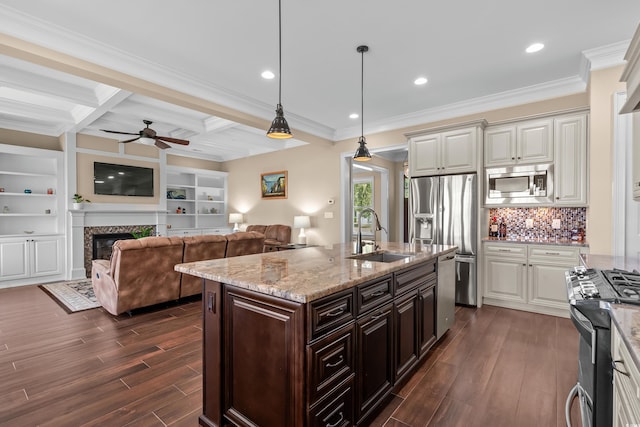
[174,242,458,303]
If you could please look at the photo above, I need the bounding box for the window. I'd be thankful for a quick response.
[353,177,374,236]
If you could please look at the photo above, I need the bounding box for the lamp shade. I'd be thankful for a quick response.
[293,215,310,229]
[229,213,243,224]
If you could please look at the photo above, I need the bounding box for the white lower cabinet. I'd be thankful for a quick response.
[612,323,640,426]
[0,235,64,286]
[484,243,527,303]
[483,242,582,317]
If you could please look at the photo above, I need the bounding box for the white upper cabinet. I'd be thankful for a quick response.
[484,119,553,167]
[408,122,484,177]
[554,114,588,205]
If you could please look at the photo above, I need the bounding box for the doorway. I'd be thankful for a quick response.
[340,144,409,244]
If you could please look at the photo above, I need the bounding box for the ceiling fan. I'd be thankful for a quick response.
[100,120,189,149]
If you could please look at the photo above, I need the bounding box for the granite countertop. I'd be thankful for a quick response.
[580,254,640,271]
[483,236,589,247]
[610,304,640,372]
[175,242,457,303]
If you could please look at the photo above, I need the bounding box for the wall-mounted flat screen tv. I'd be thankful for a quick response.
[94,162,154,197]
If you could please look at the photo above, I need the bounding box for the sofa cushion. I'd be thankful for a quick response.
[226,231,266,257]
[264,224,291,251]
[180,234,227,297]
[246,225,267,234]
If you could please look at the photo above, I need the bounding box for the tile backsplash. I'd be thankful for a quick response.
[488,207,586,240]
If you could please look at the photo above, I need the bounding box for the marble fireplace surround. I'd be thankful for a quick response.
[83,225,156,276]
[69,206,166,279]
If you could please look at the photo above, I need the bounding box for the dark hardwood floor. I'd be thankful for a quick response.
[0,284,580,426]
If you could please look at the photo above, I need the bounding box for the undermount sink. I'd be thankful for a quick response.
[347,251,414,263]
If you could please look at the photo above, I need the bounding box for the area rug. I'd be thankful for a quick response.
[40,279,101,313]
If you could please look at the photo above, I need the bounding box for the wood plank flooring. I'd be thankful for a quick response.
[0,284,580,426]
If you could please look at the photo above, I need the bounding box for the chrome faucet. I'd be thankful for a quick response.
[355,207,387,254]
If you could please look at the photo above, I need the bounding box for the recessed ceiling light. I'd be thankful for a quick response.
[349,113,359,119]
[526,43,544,53]
[414,77,428,85]
[261,70,275,79]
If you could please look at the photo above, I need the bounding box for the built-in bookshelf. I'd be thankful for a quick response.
[166,166,229,235]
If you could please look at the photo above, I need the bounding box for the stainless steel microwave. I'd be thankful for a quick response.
[485,164,554,205]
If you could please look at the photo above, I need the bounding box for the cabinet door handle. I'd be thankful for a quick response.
[612,360,630,377]
[522,264,526,267]
[207,291,216,313]
[325,306,345,318]
[511,157,515,160]
[371,310,389,321]
[326,411,344,427]
[517,156,521,159]
[325,355,344,369]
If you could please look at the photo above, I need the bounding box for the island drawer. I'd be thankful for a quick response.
[357,274,393,316]
[309,288,355,341]
[308,376,354,427]
[307,323,355,405]
[395,260,436,295]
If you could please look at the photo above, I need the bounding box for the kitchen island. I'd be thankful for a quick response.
[175,242,457,427]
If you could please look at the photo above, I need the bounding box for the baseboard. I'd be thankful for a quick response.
[482,298,569,318]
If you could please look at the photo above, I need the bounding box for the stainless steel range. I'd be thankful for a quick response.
[565,266,640,427]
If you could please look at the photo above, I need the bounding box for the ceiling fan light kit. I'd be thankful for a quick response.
[267,0,293,139]
[353,45,372,162]
[100,119,190,150]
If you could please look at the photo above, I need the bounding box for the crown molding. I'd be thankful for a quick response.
[333,75,587,141]
[582,40,630,71]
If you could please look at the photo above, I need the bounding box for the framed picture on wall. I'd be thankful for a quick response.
[261,171,287,199]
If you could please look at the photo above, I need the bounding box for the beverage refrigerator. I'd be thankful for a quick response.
[409,173,477,306]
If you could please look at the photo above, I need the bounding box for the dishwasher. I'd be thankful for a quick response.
[437,253,456,339]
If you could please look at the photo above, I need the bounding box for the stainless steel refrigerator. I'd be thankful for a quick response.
[409,174,477,306]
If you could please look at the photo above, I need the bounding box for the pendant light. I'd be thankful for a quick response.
[353,45,371,162]
[267,0,293,139]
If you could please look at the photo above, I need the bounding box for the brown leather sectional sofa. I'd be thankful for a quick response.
[91,231,265,315]
[245,224,291,251]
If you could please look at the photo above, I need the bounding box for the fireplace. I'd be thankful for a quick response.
[92,233,134,261]
[83,225,156,277]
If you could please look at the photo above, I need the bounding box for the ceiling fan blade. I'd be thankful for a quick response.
[121,137,141,143]
[100,129,140,136]
[156,136,190,146]
[154,139,171,149]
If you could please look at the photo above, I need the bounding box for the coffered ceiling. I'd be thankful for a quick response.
[1,1,640,161]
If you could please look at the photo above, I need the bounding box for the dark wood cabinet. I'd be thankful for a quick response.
[355,302,394,423]
[201,280,223,427]
[419,283,437,355]
[309,377,355,427]
[394,290,419,383]
[199,259,440,427]
[223,286,305,427]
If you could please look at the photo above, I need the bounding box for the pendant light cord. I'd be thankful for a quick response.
[360,47,364,138]
[278,0,282,106]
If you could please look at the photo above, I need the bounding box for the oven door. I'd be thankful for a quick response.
[570,306,595,427]
[568,304,613,427]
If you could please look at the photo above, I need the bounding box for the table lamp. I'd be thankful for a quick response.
[229,213,243,232]
[293,215,311,245]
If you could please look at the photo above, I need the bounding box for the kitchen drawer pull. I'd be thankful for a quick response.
[612,360,630,377]
[497,249,511,252]
[326,411,344,427]
[369,290,385,298]
[371,310,388,321]
[544,251,560,256]
[325,306,345,318]
[325,355,344,368]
